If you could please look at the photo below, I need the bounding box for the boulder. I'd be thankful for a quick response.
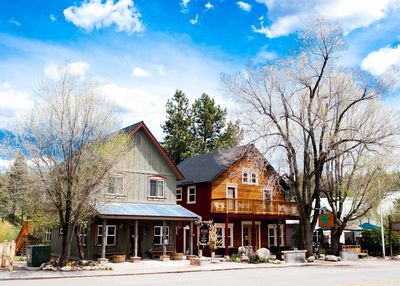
[60,266,72,271]
[325,255,339,262]
[42,264,58,271]
[307,256,315,263]
[240,255,249,262]
[238,246,254,257]
[256,248,270,260]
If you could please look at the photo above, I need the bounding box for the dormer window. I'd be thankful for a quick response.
[148,177,166,199]
[251,172,258,185]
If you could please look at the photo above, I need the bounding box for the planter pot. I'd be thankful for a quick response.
[113,254,126,263]
[186,255,196,260]
[171,253,184,260]
[129,256,141,263]
[159,255,170,262]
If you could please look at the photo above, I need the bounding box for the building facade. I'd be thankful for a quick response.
[176,145,299,256]
[51,121,199,260]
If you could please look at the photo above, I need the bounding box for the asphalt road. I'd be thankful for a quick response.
[2,261,400,286]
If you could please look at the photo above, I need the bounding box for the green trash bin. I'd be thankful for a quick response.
[27,245,51,267]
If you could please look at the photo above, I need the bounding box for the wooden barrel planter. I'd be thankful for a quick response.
[113,254,126,263]
[171,253,184,260]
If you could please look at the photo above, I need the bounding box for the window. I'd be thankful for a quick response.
[176,188,182,201]
[107,176,124,195]
[268,224,284,247]
[215,223,233,248]
[187,186,196,203]
[242,170,258,185]
[263,189,272,201]
[242,170,249,184]
[148,177,165,198]
[79,227,88,246]
[154,226,169,245]
[251,172,258,185]
[97,225,116,246]
[45,229,52,242]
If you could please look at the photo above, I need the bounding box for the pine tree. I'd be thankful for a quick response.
[4,152,29,223]
[191,93,242,154]
[162,90,195,164]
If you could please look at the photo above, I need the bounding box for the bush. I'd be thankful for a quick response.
[360,229,400,256]
[0,221,19,241]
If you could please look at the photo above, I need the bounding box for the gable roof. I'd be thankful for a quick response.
[120,121,184,180]
[177,145,250,185]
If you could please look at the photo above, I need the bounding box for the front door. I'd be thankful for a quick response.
[242,224,260,249]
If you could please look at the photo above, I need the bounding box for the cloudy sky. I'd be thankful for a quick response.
[1,0,400,169]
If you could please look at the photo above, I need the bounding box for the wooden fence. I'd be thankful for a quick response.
[0,240,16,272]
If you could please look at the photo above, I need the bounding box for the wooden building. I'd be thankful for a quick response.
[51,121,199,260]
[176,145,299,256]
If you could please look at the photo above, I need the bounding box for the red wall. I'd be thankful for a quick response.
[178,183,212,220]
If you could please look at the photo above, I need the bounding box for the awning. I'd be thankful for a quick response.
[95,202,200,221]
[359,222,380,230]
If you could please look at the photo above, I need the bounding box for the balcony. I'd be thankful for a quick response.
[210,198,299,216]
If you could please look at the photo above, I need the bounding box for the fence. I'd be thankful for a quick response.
[0,240,16,272]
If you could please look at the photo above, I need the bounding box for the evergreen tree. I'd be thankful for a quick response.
[162,91,242,163]
[4,152,29,223]
[162,90,195,164]
[191,93,241,154]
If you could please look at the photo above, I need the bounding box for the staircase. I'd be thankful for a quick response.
[15,221,31,256]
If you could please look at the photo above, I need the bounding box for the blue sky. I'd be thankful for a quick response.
[1,0,400,169]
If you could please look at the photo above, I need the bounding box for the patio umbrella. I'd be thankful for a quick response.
[359,222,380,230]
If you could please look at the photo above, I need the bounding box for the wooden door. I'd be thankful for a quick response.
[242,224,259,249]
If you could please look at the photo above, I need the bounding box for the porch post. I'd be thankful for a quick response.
[189,221,194,255]
[134,220,139,257]
[252,218,256,251]
[162,220,167,257]
[101,218,107,259]
[225,215,229,257]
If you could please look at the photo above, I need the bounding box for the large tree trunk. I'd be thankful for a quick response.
[299,215,313,257]
[330,229,341,256]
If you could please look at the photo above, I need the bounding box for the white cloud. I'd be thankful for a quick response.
[237,1,251,12]
[8,19,21,26]
[252,46,277,64]
[63,0,144,34]
[43,61,90,80]
[0,82,33,128]
[131,67,151,78]
[361,44,400,76]
[205,2,214,10]
[190,14,199,25]
[180,0,191,14]
[253,0,400,38]
[0,159,13,172]
[156,64,166,76]
[49,14,57,22]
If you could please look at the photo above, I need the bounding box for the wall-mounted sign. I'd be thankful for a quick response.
[200,224,209,246]
[319,213,334,228]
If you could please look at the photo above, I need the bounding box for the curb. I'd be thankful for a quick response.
[0,262,350,281]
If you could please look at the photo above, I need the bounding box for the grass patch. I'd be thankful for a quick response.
[0,220,19,241]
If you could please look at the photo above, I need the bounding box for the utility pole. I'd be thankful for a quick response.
[379,178,386,258]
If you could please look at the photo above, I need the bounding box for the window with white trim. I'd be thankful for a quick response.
[242,170,249,184]
[215,223,233,248]
[176,188,182,201]
[187,186,196,203]
[154,226,169,245]
[251,172,258,185]
[107,176,124,195]
[45,229,52,242]
[268,224,284,247]
[97,225,117,246]
[148,177,165,198]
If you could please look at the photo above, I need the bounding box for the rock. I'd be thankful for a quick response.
[325,255,339,262]
[42,264,58,271]
[238,246,254,257]
[256,248,270,260]
[240,255,249,262]
[61,266,72,271]
[307,256,315,263]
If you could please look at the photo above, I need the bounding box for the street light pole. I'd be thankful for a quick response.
[379,178,386,258]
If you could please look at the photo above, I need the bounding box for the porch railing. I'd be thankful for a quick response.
[210,198,299,216]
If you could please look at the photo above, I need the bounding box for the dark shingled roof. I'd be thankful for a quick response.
[120,121,143,135]
[177,145,250,185]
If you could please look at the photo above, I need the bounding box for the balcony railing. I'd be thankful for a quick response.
[210,198,299,216]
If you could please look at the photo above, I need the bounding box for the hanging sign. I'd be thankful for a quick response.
[319,213,334,228]
[199,224,209,246]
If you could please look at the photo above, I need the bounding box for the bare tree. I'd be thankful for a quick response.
[14,65,130,266]
[222,20,400,256]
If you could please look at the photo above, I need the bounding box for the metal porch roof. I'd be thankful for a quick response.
[95,202,200,220]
